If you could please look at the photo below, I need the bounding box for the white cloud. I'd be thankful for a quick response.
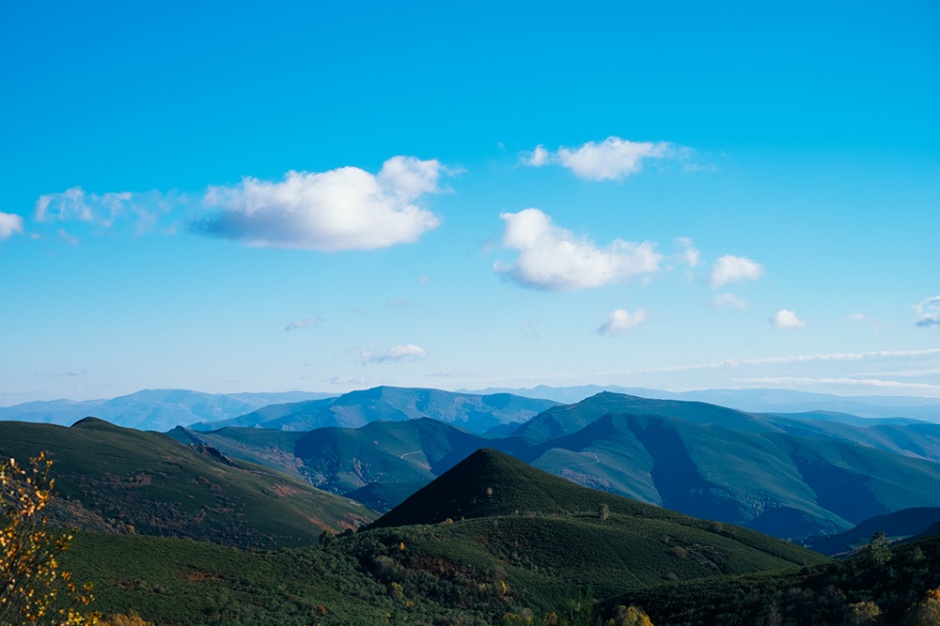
[361,344,428,365]
[597,309,649,335]
[494,208,662,291]
[849,313,867,321]
[710,255,764,288]
[285,318,322,331]
[914,296,940,328]
[523,136,678,181]
[769,309,807,329]
[196,156,448,251]
[675,236,700,267]
[0,212,23,239]
[525,145,550,167]
[714,293,748,310]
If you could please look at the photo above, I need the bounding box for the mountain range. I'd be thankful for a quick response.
[468,385,940,422]
[0,388,333,431]
[8,384,940,542]
[175,389,940,541]
[187,385,559,434]
[5,385,940,432]
[6,399,940,624]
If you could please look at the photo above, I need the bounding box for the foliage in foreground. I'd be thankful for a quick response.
[1,453,98,625]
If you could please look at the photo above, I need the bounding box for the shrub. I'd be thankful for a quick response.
[0,453,99,625]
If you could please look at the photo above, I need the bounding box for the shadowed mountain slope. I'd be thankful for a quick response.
[525,411,940,538]
[173,418,497,497]
[804,507,940,555]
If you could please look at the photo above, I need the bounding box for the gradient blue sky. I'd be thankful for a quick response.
[2,1,939,404]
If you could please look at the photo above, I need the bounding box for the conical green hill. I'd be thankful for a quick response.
[370,448,827,580]
[374,447,727,528]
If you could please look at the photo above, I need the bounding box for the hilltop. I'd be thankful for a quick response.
[372,448,823,566]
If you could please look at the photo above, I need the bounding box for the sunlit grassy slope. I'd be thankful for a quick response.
[0,418,375,549]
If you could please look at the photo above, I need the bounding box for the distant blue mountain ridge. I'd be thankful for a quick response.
[3,385,936,431]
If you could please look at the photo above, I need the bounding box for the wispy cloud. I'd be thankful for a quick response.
[285,317,323,331]
[675,237,700,267]
[522,136,681,181]
[194,156,450,251]
[551,348,940,378]
[361,344,428,365]
[734,376,940,393]
[710,255,764,288]
[914,296,940,327]
[597,309,649,335]
[494,208,661,291]
[769,309,807,329]
[328,375,377,386]
[714,293,748,310]
[426,370,468,378]
[57,228,80,246]
[462,348,940,394]
[0,212,24,240]
[737,348,940,366]
[34,187,173,231]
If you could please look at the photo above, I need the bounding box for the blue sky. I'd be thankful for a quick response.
[2,1,939,404]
